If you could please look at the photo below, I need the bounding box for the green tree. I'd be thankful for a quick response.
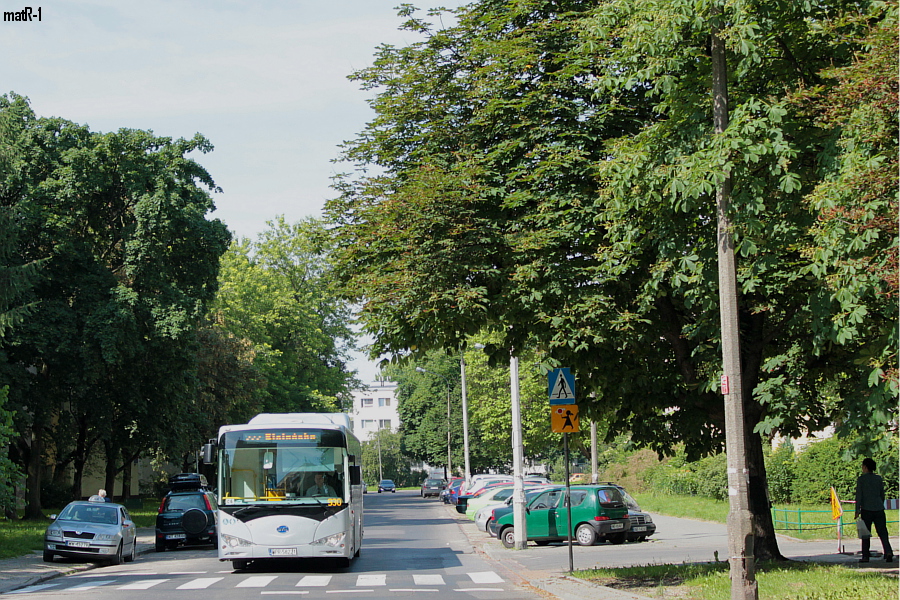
[326,0,896,560]
[212,216,359,414]
[0,98,230,515]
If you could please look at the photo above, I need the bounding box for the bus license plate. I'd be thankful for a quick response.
[610,522,624,530]
[632,526,647,532]
[269,548,297,557]
[68,541,90,548]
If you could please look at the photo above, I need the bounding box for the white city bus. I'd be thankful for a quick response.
[211,413,363,569]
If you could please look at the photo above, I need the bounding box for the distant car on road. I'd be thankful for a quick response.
[378,479,397,493]
[44,499,138,565]
[420,478,444,498]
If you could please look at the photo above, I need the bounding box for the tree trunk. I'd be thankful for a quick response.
[23,425,44,519]
[746,414,786,561]
[103,439,118,502]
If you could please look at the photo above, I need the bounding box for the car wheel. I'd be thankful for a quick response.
[124,539,136,562]
[155,539,165,552]
[534,540,551,546]
[609,532,627,545]
[575,524,597,547]
[500,527,517,549]
[109,542,123,566]
[378,489,382,493]
[392,489,396,493]
[43,551,54,562]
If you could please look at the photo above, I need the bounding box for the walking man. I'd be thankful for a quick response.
[855,457,894,563]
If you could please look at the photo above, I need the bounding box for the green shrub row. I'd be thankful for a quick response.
[606,435,898,506]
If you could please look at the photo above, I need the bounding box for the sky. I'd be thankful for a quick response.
[3,0,466,382]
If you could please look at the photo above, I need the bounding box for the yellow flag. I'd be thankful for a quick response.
[830,487,843,520]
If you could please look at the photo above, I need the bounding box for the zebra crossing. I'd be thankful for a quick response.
[6,571,510,595]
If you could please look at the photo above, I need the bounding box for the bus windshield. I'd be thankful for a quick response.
[219,428,347,505]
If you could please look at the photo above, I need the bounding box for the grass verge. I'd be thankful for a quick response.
[632,493,899,541]
[575,560,897,600]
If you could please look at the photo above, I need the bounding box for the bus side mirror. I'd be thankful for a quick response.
[349,465,362,486]
[202,441,217,464]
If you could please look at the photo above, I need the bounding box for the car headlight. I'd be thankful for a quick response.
[644,515,653,523]
[312,532,345,547]
[222,533,252,548]
[45,527,63,541]
[94,533,117,541]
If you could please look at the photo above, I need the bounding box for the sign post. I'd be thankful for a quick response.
[549,369,577,572]
[830,487,843,553]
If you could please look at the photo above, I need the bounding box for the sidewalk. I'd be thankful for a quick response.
[0,528,157,595]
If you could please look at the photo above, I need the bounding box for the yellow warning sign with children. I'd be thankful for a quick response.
[551,405,579,432]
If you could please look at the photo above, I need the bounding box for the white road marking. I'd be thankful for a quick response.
[237,576,278,588]
[261,592,309,595]
[454,589,505,592]
[326,591,373,594]
[67,580,116,590]
[118,579,170,590]
[390,589,439,592]
[7,583,61,594]
[176,577,224,590]
[297,575,332,587]
[413,574,445,585]
[356,574,386,586]
[468,572,504,584]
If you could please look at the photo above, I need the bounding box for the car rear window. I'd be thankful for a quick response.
[597,487,626,508]
[167,494,207,511]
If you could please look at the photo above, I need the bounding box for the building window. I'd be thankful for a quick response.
[361,419,376,429]
[361,398,374,408]
[378,419,391,430]
[378,397,391,407]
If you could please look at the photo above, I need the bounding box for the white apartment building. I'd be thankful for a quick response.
[349,380,399,441]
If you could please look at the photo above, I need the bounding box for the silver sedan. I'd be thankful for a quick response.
[44,500,138,565]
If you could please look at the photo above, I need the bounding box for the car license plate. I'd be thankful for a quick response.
[269,548,297,557]
[166,533,187,540]
[68,541,90,548]
[632,526,647,532]
[610,522,624,530]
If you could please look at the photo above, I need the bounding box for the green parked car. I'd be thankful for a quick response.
[489,484,631,548]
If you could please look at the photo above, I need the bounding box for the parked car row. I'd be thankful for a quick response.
[449,478,656,548]
[43,473,219,567]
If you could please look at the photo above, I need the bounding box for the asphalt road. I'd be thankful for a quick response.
[5,491,546,600]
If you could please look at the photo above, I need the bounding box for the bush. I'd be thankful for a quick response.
[793,436,861,504]
[765,443,796,504]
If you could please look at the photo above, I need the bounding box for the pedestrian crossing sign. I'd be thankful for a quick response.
[548,368,576,405]
[551,405,579,433]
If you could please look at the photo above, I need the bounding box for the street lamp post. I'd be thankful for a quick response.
[460,355,471,487]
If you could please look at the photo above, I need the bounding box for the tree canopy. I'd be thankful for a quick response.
[326,0,898,560]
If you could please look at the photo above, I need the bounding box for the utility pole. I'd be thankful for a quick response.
[712,6,757,600]
[510,355,527,550]
[460,354,472,487]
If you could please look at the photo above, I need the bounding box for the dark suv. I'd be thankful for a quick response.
[155,473,218,551]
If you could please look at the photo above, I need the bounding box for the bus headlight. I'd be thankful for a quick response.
[312,532,345,548]
[222,533,252,547]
